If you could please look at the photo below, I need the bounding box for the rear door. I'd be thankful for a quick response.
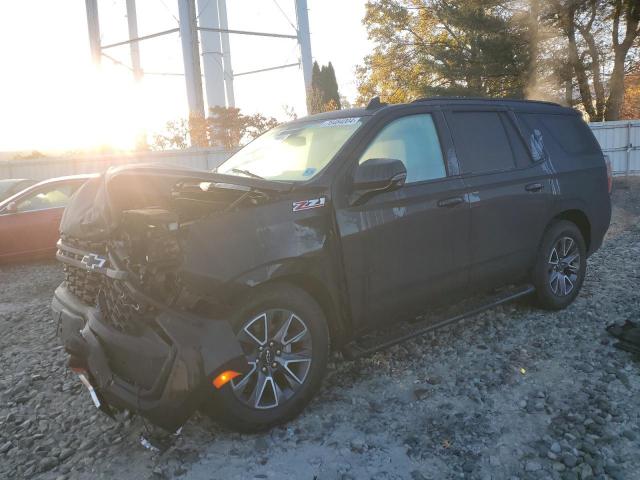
[0,181,81,261]
[444,107,555,290]
[335,108,471,330]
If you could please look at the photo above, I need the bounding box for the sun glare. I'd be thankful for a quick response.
[8,64,180,154]
[52,67,159,152]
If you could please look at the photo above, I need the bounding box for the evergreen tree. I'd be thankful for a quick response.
[321,63,341,108]
[309,61,342,113]
[311,61,322,92]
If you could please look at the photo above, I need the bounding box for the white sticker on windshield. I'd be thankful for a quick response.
[319,117,361,127]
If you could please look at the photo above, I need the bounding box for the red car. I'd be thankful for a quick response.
[0,174,95,262]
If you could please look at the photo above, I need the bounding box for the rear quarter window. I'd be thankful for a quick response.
[520,113,600,155]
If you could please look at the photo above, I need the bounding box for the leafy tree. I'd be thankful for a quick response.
[621,72,640,119]
[208,107,279,150]
[151,108,279,151]
[357,0,639,120]
[357,0,531,104]
[544,0,640,120]
[308,61,342,113]
[152,118,190,150]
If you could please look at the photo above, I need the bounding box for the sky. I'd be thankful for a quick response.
[0,0,372,152]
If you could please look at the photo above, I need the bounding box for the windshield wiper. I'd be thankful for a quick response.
[230,168,264,180]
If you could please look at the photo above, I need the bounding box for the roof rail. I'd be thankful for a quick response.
[411,96,562,107]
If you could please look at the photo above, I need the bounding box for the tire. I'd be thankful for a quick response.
[204,283,330,432]
[532,220,587,310]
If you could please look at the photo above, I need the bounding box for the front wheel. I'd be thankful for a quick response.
[205,283,329,432]
[532,220,587,310]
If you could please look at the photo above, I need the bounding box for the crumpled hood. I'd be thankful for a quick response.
[59,163,293,241]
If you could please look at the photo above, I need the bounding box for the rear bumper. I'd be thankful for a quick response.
[52,284,246,432]
[588,199,612,256]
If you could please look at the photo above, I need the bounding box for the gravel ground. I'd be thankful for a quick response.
[1,178,639,480]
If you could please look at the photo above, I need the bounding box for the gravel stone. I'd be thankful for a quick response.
[0,177,639,479]
[525,460,542,471]
[563,453,578,468]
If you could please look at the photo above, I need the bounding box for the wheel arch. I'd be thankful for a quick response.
[230,262,351,349]
[273,273,348,348]
[551,209,591,252]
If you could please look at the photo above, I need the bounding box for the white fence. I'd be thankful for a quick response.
[0,120,638,180]
[589,120,640,175]
[0,148,232,181]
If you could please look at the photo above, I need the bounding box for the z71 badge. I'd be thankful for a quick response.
[292,197,326,212]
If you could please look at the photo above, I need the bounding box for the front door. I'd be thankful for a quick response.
[335,110,471,331]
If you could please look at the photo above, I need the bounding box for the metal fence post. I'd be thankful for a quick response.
[626,121,632,176]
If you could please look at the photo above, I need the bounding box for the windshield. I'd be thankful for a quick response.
[216,117,365,181]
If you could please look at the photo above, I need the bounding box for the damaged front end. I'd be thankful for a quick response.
[52,165,292,431]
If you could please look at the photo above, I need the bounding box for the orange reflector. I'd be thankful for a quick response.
[213,370,241,389]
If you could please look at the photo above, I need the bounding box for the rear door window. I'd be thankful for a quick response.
[359,114,446,183]
[449,111,516,174]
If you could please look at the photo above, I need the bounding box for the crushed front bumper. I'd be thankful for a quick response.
[52,248,246,432]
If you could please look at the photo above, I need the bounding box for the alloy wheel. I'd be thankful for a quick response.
[231,309,312,409]
[547,236,581,297]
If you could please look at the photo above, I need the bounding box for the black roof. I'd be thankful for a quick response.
[411,96,563,108]
[296,97,575,125]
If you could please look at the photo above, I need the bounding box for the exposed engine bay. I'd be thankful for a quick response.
[58,166,286,317]
[52,165,295,431]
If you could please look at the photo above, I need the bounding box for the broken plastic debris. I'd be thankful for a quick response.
[140,435,160,452]
[520,368,526,375]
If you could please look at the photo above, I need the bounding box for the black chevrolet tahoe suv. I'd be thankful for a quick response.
[53,98,612,432]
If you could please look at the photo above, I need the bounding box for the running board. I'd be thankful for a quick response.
[343,284,535,359]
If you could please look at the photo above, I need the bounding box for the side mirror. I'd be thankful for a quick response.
[352,158,407,205]
[4,201,17,213]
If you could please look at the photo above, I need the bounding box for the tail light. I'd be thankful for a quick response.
[604,155,612,194]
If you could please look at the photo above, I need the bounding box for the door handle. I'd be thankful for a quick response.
[437,196,464,208]
[525,182,544,192]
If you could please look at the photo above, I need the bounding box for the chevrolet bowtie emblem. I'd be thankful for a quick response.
[81,253,106,270]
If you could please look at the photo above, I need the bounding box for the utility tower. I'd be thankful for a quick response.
[295,0,313,95]
[83,0,314,144]
[197,0,227,112]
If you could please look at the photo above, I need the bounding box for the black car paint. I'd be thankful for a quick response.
[53,99,611,431]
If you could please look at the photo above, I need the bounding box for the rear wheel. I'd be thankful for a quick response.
[532,220,587,310]
[205,283,329,432]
